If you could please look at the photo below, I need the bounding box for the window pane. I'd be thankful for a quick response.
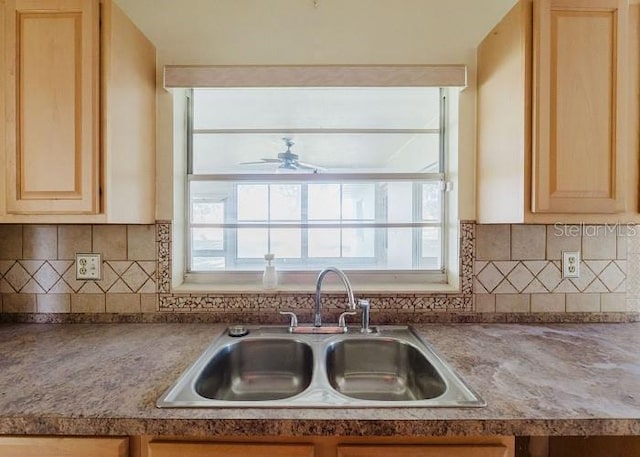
[387,182,415,223]
[189,86,449,274]
[191,201,224,224]
[308,228,341,257]
[421,227,442,269]
[237,228,268,258]
[271,228,301,258]
[192,228,224,252]
[192,256,225,271]
[342,184,375,220]
[308,184,340,220]
[387,228,414,269]
[270,184,301,221]
[193,87,441,130]
[422,182,442,222]
[342,228,375,257]
[190,181,233,222]
[192,133,440,174]
[237,185,268,221]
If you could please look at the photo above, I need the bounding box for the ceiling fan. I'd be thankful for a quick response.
[241,138,325,172]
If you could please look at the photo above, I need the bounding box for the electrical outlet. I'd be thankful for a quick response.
[562,251,580,278]
[76,253,102,280]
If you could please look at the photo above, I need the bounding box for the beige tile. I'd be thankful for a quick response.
[626,225,640,254]
[599,262,626,292]
[546,224,581,260]
[2,293,36,313]
[476,224,510,261]
[0,225,23,259]
[140,293,158,312]
[58,225,92,260]
[566,294,600,312]
[23,225,57,260]
[71,294,105,313]
[93,225,127,260]
[582,225,617,260]
[37,294,70,313]
[474,294,496,312]
[617,226,628,259]
[127,225,156,261]
[121,263,149,292]
[624,299,640,312]
[106,293,141,313]
[4,262,30,292]
[475,263,505,292]
[511,225,546,260]
[495,294,530,313]
[531,294,565,312]
[600,293,630,312]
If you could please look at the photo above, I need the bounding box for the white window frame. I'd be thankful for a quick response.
[165,65,465,293]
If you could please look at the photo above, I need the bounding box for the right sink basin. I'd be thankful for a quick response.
[325,338,447,401]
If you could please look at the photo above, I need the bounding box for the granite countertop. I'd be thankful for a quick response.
[0,322,638,437]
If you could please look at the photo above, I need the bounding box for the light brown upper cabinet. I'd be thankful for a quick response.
[477,0,636,223]
[0,0,156,223]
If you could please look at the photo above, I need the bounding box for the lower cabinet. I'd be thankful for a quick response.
[145,437,514,457]
[0,436,129,457]
[336,444,509,457]
[148,442,315,457]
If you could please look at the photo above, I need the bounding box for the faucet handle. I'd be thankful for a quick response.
[338,310,357,329]
[279,311,299,331]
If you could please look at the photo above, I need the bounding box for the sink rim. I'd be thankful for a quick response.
[156,325,486,409]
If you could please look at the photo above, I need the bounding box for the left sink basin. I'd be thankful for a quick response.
[195,338,313,401]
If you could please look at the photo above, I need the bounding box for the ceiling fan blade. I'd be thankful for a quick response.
[240,158,281,165]
[297,161,326,171]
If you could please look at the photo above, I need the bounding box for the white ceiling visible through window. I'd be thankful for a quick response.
[192,87,442,173]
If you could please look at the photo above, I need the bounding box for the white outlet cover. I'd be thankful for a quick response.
[76,253,102,280]
[561,251,580,279]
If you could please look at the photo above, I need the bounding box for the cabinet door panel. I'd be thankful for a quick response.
[337,444,509,457]
[532,0,627,213]
[148,442,315,457]
[0,436,128,457]
[4,0,99,214]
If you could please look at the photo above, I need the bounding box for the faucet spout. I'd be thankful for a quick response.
[314,267,356,327]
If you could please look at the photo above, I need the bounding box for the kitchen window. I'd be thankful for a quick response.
[185,86,454,287]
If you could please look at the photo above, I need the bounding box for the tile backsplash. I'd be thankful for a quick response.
[474,224,638,313]
[0,225,157,313]
[0,221,638,318]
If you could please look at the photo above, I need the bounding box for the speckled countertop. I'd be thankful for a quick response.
[0,322,638,437]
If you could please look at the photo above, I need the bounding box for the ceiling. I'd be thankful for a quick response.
[113,0,518,66]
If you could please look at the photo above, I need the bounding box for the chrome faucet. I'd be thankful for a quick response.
[314,267,357,327]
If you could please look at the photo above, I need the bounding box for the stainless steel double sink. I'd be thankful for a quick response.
[157,325,485,408]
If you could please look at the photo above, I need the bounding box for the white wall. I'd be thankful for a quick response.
[115,0,517,221]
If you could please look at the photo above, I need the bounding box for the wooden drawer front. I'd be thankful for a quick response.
[0,436,128,457]
[337,444,509,457]
[148,441,315,457]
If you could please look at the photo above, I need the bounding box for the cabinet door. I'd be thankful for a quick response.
[532,0,628,213]
[0,436,128,457]
[3,0,99,214]
[148,442,315,457]
[337,444,509,457]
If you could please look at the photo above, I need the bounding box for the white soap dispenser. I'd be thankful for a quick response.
[262,253,277,289]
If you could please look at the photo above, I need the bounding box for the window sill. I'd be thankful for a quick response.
[172,280,461,295]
